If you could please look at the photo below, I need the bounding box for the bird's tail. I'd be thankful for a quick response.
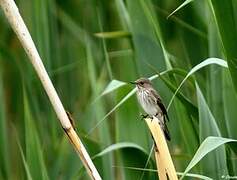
[154,115,171,141]
[162,122,171,141]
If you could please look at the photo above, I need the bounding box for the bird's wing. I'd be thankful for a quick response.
[150,89,170,122]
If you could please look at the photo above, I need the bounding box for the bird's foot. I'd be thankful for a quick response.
[140,113,149,120]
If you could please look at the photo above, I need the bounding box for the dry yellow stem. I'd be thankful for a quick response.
[145,117,178,180]
[63,127,100,179]
[154,148,167,179]
[0,0,101,179]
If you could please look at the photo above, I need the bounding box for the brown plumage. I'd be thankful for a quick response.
[131,78,171,141]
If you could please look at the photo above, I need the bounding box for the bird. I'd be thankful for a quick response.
[130,78,171,141]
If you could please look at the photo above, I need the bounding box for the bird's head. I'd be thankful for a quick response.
[130,78,152,90]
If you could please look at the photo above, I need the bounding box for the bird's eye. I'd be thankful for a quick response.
[140,82,144,85]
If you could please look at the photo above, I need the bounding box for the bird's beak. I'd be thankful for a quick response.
[129,81,136,85]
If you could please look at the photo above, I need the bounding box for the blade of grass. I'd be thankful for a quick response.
[101,80,127,97]
[56,7,97,50]
[181,136,237,179]
[222,70,237,139]
[97,10,113,80]
[86,88,136,136]
[23,88,49,180]
[0,65,9,179]
[113,166,213,180]
[93,142,148,159]
[195,83,229,179]
[209,0,237,93]
[154,5,206,39]
[139,143,154,180]
[17,137,33,180]
[139,0,171,68]
[167,58,228,110]
[85,35,113,179]
[167,0,194,18]
[94,31,131,39]
[115,0,131,29]
[222,69,237,175]
[126,0,166,76]
[108,49,133,59]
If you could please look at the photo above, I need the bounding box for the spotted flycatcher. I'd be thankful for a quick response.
[131,78,171,141]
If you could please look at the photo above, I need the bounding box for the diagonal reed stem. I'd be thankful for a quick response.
[0,0,101,179]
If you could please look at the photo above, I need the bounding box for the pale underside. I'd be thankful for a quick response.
[137,88,162,117]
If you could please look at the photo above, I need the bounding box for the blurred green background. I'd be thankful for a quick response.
[0,0,237,179]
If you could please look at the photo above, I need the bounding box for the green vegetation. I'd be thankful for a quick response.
[0,0,237,179]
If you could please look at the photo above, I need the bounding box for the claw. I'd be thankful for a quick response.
[140,113,149,120]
